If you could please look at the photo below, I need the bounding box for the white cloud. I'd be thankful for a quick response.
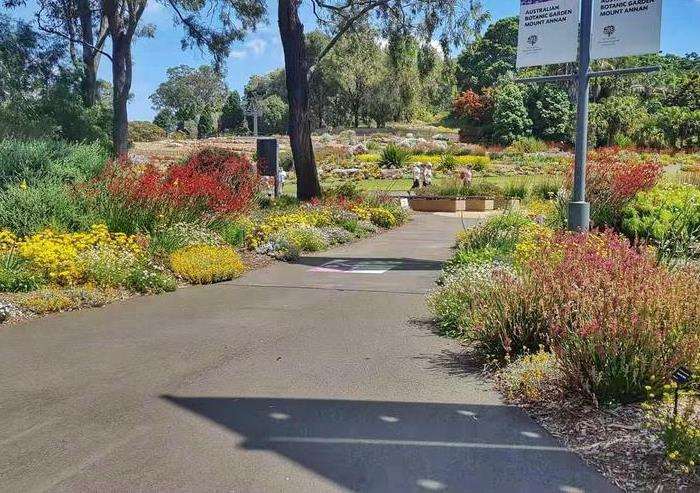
[230,50,247,59]
[246,38,268,56]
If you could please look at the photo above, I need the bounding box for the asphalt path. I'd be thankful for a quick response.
[0,213,616,492]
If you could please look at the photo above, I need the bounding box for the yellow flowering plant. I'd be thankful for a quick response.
[16,225,142,286]
[170,244,244,284]
[643,383,699,476]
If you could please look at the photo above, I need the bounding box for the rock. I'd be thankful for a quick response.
[380,169,404,179]
[331,168,362,178]
[0,303,12,323]
[350,143,368,155]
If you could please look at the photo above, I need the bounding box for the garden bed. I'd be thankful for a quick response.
[426,151,700,489]
[0,144,408,325]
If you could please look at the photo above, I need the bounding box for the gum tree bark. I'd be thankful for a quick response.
[278,0,322,200]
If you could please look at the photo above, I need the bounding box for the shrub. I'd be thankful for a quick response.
[378,144,411,169]
[78,246,140,288]
[453,89,493,124]
[0,253,45,292]
[571,148,662,227]
[0,181,88,236]
[129,121,166,143]
[16,225,142,286]
[531,180,561,200]
[17,286,117,314]
[523,231,700,404]
[492,83,532,145]
[644,387,699,476]
[504,182,528,200]
[321,226,354,245]
[273,225,329,252]
[417,178,503,198]
[497,350,561,403]
[126,262,177,294]
[368,208,397,228]
[0,139,108,189]
[505,137,548,155]
[622,183,700,259]
[84,150,258,233]
[212,219,249,248]
[150,222,222,254]
[455,212,531,256]
[170,245,244,284]
[427,262,512,337]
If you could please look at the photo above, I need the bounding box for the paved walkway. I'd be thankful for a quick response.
[0,214,616,492]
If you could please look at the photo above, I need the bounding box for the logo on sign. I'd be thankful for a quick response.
[603,25,615,37]
[527,35,538,46]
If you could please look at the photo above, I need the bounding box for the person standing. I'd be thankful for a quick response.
[423,164,433,187]
[411,164,421,191]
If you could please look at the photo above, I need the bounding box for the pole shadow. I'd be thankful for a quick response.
[161,396,616,492]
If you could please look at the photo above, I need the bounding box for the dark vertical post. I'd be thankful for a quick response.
[256,138,279,198]
[569,0,593,232]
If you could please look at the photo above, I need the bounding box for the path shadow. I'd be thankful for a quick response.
[162,396,616,493]
[293,257,444,272]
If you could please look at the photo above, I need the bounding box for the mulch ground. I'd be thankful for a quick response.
[504,391,698,491]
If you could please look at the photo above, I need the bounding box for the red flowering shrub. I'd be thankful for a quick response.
[453,89,493,125]
[567,148,662,227]
[84,150,258,233]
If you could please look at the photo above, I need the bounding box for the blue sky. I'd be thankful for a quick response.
[8,0,700,120]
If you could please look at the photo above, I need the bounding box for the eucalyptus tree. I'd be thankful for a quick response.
[278,0,483,199]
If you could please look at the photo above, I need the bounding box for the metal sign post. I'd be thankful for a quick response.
[516,0,662,231]
[245,98,263,137]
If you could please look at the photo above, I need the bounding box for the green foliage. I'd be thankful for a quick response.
[78,246,139,288]
[456,17,518,92]
[527,85,574,142]
[418,178,503,198]
[455,211,531,257]
[0,139,108,189]
[126,263,177,294]
[622,184,700,259]
[0,181,88,236]
[0,253,45,292]
[150,65,228,129]
[150,222,222,254]
[197,107,215,139]
[378,144,411,169]
[505,137,547,155]
[129,121,166,142]
[492,83,532,145]
[212,219,249,247]
[273,225,329,252]
[219,90,245,133]
[153,109,176,133]
[259,95,289,135]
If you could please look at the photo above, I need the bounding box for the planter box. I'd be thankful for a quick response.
[463,197,495,211]
[408,197,465,213]
[494,198,521,210]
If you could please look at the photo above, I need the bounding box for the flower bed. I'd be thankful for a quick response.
[427,207,700,487]
[0,146,408,323]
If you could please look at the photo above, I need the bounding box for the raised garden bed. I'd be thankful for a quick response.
[409,196,496,212]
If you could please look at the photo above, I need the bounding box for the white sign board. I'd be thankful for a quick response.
[591,0,662,60]
[517,0,580,68]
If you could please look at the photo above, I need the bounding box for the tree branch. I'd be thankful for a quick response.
[35,5,113,62]
[308,0,388,77]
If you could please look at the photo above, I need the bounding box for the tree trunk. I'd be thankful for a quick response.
[112,33,132,157]
[278,0,321,200]
[78,0,98,107]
